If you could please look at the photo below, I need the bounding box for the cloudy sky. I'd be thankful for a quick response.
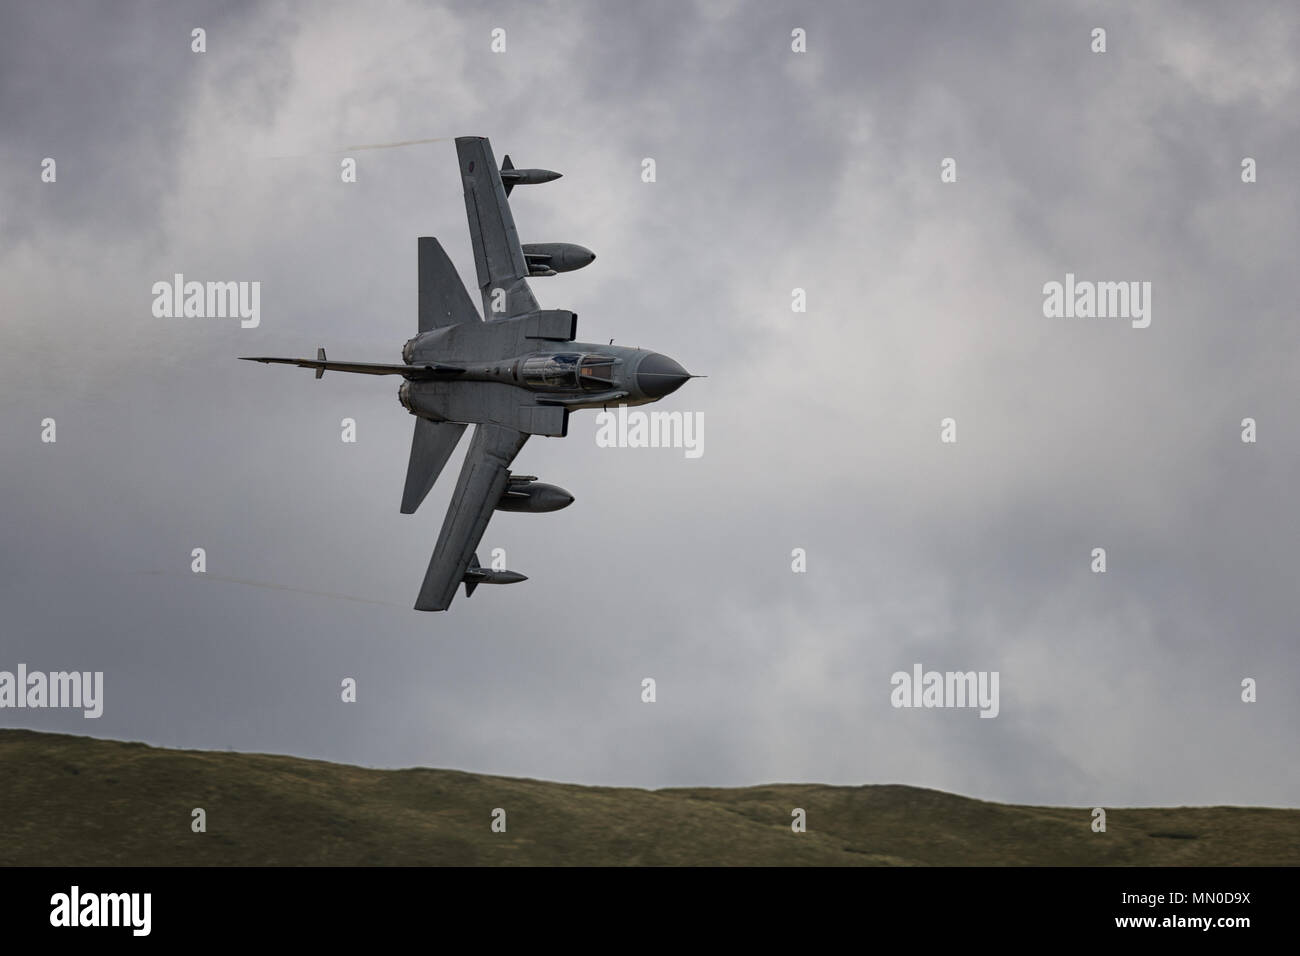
[1,0,1296,808]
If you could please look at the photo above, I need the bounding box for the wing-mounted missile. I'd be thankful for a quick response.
[496,474,575,513]
[462,553,527,598]
[500,154,562,196]
[522,242,596,276]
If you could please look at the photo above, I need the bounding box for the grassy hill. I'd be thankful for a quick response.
[1,729,1295,866]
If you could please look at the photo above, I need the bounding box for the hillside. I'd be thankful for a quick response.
[1,730,1295,865]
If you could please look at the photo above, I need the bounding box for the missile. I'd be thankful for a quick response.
[466,568,527,585]
[463,553,527,598]
[501,154,561,195]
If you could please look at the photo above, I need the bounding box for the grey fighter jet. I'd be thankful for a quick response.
[243,136,692,611]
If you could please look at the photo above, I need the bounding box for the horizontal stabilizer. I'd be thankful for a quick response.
[419,237,481,331]
[401,418,467,514]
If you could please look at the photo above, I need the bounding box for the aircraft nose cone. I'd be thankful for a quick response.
[637,352,690,398]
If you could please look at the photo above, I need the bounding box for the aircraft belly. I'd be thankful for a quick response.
[405,381,565,435]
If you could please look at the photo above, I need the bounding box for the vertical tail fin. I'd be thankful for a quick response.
[401,418,467,514]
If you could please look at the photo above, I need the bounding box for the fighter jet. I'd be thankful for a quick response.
[243,136,693,610]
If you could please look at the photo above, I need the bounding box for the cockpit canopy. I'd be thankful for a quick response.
[521,353,616,391]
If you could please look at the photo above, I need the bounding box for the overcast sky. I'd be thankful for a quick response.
[1,0,1296,808]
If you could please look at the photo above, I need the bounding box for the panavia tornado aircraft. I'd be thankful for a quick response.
[243,136,693,611]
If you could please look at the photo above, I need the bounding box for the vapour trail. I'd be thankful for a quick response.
[135,570,405,608]
[268,136,451,159]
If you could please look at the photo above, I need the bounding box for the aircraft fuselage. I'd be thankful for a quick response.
[398,340,689,426]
